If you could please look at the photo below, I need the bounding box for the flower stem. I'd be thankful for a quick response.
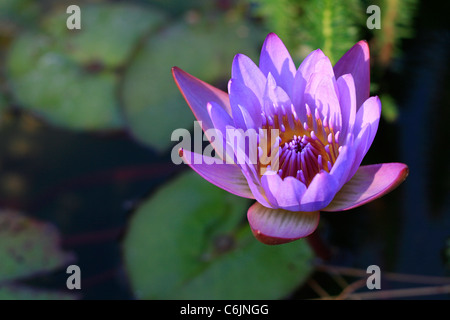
[306,231,332,261]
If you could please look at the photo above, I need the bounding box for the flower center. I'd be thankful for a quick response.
[285,135,305,153]
[258,104,341,186]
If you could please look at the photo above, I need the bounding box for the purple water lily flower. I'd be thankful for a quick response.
[172,33,408,245]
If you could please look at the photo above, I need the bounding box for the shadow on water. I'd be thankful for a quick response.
[396,29,450,280]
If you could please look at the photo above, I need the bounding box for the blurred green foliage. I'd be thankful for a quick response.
[7,4,166,131]
[251,0,364,64]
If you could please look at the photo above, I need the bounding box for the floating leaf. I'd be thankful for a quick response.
[6,4,165,131]
[0,210,77,300]
[42,4,166,68]
[0,210,74,282]
[7,33,123,130]
[123,171,313,299]
[121,17,261,152]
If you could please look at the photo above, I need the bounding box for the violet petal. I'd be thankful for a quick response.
[172,67,231,134]
[304,72,342,130]
[336,74,357,144]
[292,50,333,122]
[323,163,409,211]
[261,174,307,211]
[329,139,357,190]
[259,33,296,97]
[333,40,370,109]
[231,53,266,106]
[180,148,254,199]
[228,78,262,130]
[300,170,339,211]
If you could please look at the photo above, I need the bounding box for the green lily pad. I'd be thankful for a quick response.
[0,210,77,299]
[123,171,313,299]
[121,17,262,152]
[0,210,74,282]
[6,4,166,131]
[42,4,166,68]
[7,33,122,130]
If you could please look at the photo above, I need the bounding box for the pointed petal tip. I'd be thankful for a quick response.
[357,39,368,45]
[313,48,326,55]
[349,39,370,60]
[265,32,279,39]
[334,40,371,108]
[367,162,409,196]
[262,32,283,46]
[324,162,409,212]
[357,39,369,51]
[171,66,184,79]
[396,162,409,182]
[232,53,244,63]
[171,65,232,131]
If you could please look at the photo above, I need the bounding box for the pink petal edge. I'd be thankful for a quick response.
[323,162,409,212]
